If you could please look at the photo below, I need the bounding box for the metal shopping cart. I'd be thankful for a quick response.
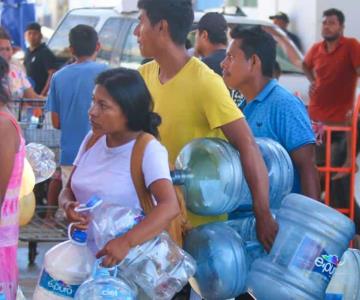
[14,99,68,264]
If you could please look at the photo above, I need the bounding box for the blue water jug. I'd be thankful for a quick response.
[246,194,355,300]
[226,211,277,242]
[326,248,360,300]
[184,222,265,300]
[173,137,293,216]
[74,261,137,300]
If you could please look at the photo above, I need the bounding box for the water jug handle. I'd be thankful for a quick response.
[67,222,81,241]
[95,258,119,277]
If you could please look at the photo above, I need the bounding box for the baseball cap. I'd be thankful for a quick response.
[193,12,227,35]
[269,12,290,23]
[26,22,41,32]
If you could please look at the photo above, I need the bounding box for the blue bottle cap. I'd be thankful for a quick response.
[71,229,87,244]
[86,195,102,208]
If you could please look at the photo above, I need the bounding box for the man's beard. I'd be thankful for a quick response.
[323,33,341,42]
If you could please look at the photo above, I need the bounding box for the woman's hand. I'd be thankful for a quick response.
[96,235,132,267]
[64,201,89,230]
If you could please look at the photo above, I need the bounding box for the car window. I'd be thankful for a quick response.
[97,17,125,64]
[189,23,303,74]
[119,22,144,69]
[48,14,99,59]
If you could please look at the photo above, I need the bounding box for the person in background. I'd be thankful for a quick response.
[0,29,42,100]
[135,0,277,253]
[59,68,179,267]
[222,26,320,201]
[24,22,57,96]
[303,8,360,170]
[269,12,302,52]
[0,56,26,300]
[46,25,107,188]
[194,12,228,76]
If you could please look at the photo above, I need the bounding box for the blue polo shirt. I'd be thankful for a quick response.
[241,79,315,193]
[46,61,108,165]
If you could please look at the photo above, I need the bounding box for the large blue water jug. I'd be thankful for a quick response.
[226,211,277,242]
[184,222,265,300]
[74,261,137,300]
[173,137,293,215]
[326,248,360,300]
[246,194,355,300]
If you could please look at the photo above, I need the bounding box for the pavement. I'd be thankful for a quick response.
[17,241,55,299]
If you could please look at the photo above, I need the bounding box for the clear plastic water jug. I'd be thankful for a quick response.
[82,197,197,300]
[74,261,137,300]
[246,194,355,300]
[33,226,95,299]
[184,222,265,300]
[172,137,293,215]
[325,248,360,300]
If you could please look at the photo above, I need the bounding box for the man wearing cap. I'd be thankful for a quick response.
[194,12,228,76]
[269,12,302,52]
[24,22,56,96]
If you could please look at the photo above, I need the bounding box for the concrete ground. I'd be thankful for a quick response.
[17,241,55,299]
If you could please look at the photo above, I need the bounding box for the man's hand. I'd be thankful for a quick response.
[256,212,278,252]
[96,236,132,267]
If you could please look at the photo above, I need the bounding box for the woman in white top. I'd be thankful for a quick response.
[59,68,179,267]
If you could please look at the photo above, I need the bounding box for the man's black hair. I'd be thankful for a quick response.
[69,24,98,57]
[138,0,194,45]
[231,26,276,78]
[26,22,41,32]
[323,8,345,25]
[198,12,227,45]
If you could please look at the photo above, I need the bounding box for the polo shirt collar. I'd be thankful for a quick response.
[252,79,278,102]
[321,36,345,53]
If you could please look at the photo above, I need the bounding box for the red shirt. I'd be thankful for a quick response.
[304,36,360,123]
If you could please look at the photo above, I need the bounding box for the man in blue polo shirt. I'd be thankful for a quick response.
[222,26,320,199]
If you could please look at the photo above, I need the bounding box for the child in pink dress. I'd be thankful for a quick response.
[0,57,25,300]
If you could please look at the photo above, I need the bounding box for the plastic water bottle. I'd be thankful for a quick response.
[325,248,360,300]
[82,198,197,300]
[172,137,293,216]
[75,261,137,300]
[26,143,56,184]
[246,194,355,300]
[33,225,95,299]
[184,222,265,300]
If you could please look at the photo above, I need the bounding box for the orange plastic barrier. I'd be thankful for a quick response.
[317,95,360,221]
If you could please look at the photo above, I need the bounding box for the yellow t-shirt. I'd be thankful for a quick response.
[139,57,243,226]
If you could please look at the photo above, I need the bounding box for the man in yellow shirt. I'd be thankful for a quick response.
[135,0,277,252]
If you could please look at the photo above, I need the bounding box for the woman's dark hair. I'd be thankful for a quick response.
[96,68,161,137]
[0,56,10,104]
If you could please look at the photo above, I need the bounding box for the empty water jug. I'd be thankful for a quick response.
[326,248,360,300]
[82,198,197,300]
[184,222,265,300]
[75,261,137,300]
[173,137,293,216]
[226,211,277,242]
[120,231,197,300]
[246,193,355,300]
[33,226,95,299]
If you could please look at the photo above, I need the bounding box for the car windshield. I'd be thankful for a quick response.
[48,14,99,58]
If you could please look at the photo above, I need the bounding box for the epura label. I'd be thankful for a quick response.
[39,269,80,298]
[312,251,339,281]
